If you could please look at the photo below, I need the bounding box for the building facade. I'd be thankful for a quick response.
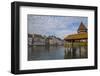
[28,34,64,46]
[32,34,46,46]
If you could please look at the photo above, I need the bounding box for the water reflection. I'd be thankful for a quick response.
[64,46,88,59]
[28,45,88,61]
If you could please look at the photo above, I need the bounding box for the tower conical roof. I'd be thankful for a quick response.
[77,22,87,33]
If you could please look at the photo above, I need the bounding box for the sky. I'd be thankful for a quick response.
[28,15,88,39]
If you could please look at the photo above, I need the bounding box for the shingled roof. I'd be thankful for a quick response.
[77,22,87,33]
[64,33,87,40]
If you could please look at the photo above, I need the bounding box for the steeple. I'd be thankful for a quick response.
[77,22,87,33]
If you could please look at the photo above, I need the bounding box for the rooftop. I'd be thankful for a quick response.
[77,22,87,33]
[64,33,87,40]
[64,22,88,40]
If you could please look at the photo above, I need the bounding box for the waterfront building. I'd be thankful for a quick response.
[45,36,64,46]
[32,34,46,46]
[28,34,33,46]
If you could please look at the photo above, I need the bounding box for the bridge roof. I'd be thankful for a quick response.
[64,33,87,40]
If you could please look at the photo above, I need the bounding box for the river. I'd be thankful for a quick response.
[28,45,88,61]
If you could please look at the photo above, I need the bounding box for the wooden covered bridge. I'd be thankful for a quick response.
[64,22,88,48]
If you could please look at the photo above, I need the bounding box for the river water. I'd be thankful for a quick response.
[28,46,88,61]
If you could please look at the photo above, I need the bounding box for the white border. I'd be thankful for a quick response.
[20,6,95,70]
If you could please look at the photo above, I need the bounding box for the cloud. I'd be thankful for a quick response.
[28,15,88,39]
